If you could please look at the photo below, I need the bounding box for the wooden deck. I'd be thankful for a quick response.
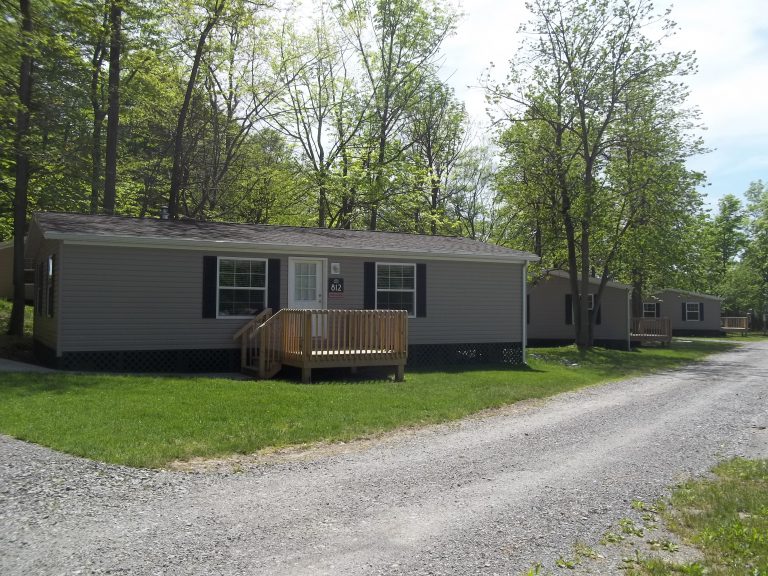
[631,317,672,344]
[234,309,408,382]
[721,316,749,333]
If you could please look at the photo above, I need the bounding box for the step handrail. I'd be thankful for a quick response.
[232,308,272,340]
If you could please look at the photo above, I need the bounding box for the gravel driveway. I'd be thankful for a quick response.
[1,342,767,575]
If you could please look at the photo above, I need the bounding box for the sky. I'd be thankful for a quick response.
[440,0,768,209]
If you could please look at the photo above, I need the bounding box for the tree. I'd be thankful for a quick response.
[405,80,466,235]
[168,0,228,219]
[741,180,768,322]
[8,0,33,337]
[103,0,122,214]
[488,0,703,349]
[335,0,458,230]
[271,7,370,227]
[710,194,747,276]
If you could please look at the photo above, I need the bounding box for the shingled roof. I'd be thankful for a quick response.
[32,212,538,263]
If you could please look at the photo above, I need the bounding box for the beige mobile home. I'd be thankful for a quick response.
[27,212,538,374]
[527,270,632,349]
[644,289,723,336]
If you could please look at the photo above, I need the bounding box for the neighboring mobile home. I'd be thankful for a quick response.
[644,289,723,336]
[0,240,34,302]
[527,270,632,350]
[27,212,538,373]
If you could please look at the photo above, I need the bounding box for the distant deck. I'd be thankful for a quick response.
[631,317,672,344]
[721,317,749,333]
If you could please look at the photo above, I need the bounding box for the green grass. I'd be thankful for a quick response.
[627,459,768,575]
[0,340,733,468]
[717,332,768,342]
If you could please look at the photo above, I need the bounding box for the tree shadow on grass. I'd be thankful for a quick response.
[526,340,738,379]
[275,362,543,385]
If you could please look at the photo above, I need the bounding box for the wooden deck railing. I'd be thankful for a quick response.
[631,317,672,344]
[721,316,749,332]
[235,309,408,382]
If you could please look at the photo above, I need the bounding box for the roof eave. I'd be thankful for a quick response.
[545,269,632,291]
[44,232,540,264]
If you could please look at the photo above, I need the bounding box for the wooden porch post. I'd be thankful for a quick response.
[259,325,267,379]
[302,310,312,383]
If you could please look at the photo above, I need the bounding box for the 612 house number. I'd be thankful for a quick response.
[328,278,344,293]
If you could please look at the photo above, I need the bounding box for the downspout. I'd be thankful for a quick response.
[626,287,631,351]
[56,242,64,358]
[522,260,528,363]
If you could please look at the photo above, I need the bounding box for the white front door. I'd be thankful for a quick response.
[288,257,327,310]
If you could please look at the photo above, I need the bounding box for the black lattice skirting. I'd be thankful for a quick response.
[35,342,240,373]
[407,342,524,368]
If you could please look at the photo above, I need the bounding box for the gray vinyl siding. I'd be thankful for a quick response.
[412,260,522,344]
[57,245,524,352]
[60,245,270,352]
[527,274,630,341]
[32,240,61,352]
[316,257,523,344]
[654,290,722,332]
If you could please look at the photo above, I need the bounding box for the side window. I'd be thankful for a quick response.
[685,301,701,321]
[36,261,44,316]
[46,255,55,318]
[376,263,416,317]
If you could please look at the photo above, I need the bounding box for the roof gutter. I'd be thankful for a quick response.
[44,232,540,265]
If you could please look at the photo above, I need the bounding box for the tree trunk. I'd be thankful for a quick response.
[631,269,644,318]
[103,0,121,215]
[89,26,106,214]
[578,220,592,349]
[9,0,33,337]
[168,2,224,219]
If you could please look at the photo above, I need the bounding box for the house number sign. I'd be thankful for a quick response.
[328,277,344,297]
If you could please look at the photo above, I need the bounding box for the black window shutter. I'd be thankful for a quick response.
[682,302,686,321]
[565,294,573,325]
[48,255,55,317]
[699,302,704,321]
[36,262,43,316]
[655,303,661,318]
[526,294,530,324]
[595,303,602,325]
[268,258,281,312]
[416,263,427,318]
[202,256,218,318]
[363,262,376,309]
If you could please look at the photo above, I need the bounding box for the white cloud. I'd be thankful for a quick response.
[442,0,768,202]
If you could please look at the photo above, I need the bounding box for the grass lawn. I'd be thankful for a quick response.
[0,339,734,468]
[628,458,768,575]
[715,332,768,342]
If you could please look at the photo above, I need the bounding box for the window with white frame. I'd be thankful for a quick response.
[643,303,657,318]
[586,293,594,310]
[685,301,701,321]
[376,263,416,317]
[46,255,55,318]
[217,258,267,317]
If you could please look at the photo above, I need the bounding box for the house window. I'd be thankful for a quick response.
[217,258,267,317]
[586,294,594,311]
[46,255,55,318]
[685,301,701,321]
[376,263,416,317]
[36,261,44,317]
[643,303,657,318]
